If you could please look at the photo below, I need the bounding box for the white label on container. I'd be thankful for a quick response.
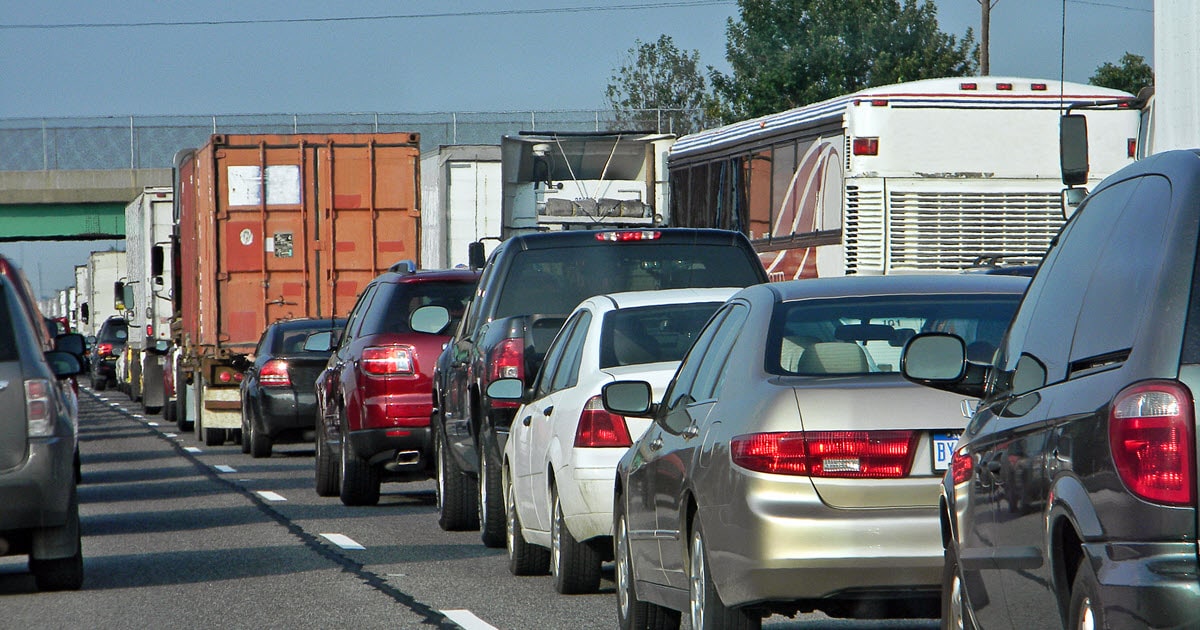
[227,166,262,206]
[266,165,301,205]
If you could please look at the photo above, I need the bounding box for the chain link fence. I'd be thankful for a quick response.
[0,109,713,172]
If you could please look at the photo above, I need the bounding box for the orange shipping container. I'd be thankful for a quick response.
[177,132,421,355]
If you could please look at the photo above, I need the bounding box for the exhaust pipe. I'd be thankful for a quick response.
[394,450,420,465]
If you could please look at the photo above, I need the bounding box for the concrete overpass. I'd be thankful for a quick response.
[0,169,170,241]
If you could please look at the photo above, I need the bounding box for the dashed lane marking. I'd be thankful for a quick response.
[440,610,498,630]
[213,465,236,473]
[184,447,201,453]
[256,491,287,502]
[320,533,365,550]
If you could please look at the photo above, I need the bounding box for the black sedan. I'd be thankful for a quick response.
[240,317,346,458]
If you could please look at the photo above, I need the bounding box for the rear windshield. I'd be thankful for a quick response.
[600,302,723,368]
[271,320,346,355]
[495,243,760,319]
[363,281,475,334]
[98,320,128,343]
[768,293,1021,376]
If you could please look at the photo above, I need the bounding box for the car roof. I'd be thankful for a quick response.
[502,227,751,250]
[375,267,480,285]
[583,287,741,312]
[755,273,1030,302]
[268,317,348,332]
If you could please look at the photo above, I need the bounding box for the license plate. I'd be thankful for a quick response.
[932,432,962,471]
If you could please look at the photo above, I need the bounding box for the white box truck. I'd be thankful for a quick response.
[420,145,503,269]
[119,186,174,413]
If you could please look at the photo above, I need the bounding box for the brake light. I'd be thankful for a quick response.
[575,395,633,447]
[1128,138,1137,158]
[996,82,1013,91]
[146,324,153,337]
[259,359,291,387]
[960,82,978,91]
[852,137,879,156]
[1109,381,1196,506]
[97,342,113,357]
[950,447,974,485]
[487,338,524,408]
[731,430,918,478]
[214,365,243,384]
[26,379,53,437]
[595,231,662,242]
[361,345,415,376]
[1031,83,1048,91]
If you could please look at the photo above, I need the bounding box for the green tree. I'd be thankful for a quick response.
[1089,52,1154,97]
[712,0,977,119]
[604,35,720,135]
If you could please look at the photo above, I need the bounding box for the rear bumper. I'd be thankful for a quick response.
[257,388,317,434]
[0,436,74,536]
[346,427,433,475]
[1080,541,1200,629]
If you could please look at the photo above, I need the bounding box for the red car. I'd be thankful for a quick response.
[314,263,478,506]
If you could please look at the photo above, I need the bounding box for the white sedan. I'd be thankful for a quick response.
[490,287,737,594]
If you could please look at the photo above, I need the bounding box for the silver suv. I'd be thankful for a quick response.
[0,255,86,590]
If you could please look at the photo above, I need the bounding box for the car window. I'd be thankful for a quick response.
[549,311,591,393]
[534,312,583,399]
[340,283,378,349]
[1069,176,1171,371]
[769,293,1021,376]
[690,303,749,401]
[997,177,1140,389]
[0,289,17,361]
[660,306,735,433]
[599,302,723,368]
[494,243,762,319]
[362,281,474,335]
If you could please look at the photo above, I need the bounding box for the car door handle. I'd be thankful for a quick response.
[649,437,663,451]
[542,405,554,416]
[521,415,532,426]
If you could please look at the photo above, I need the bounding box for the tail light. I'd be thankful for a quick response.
[97,342,113,357]
[731,430,918,478]
[852,137,879,156]
[1109,381,1196,506]
[487,338,524,408]
[950,447,974,485]
[361,345,415,376]
[594,230,662,242]
[574,395,633,448]
[259,359,291,387]
[26,379,53,437]
[214,365,243,384]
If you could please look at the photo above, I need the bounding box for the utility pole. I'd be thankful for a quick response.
[979,0,999,75]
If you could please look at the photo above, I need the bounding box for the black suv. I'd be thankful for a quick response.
[903,149,1200,629]
[432,228,768,546]
[89,316,127,391]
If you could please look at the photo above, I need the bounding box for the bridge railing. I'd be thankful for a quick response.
[0,109,712,172]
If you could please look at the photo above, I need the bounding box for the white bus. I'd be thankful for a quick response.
[668,77,1140,281]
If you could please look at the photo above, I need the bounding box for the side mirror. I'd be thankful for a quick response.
[45,350,83,379]
[602,381,655,417]
[901,333,987,399]
[229,354,252,371]
[468,241,486,271]
[486,378,525,402]
[153,339,171,353]
[1061,187,1087,219]
[54,332,87,357]
[410,305,451,335]
[1060,114,1089,187]
[303,331,335,352]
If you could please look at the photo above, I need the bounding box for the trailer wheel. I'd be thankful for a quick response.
[204,428,225,447]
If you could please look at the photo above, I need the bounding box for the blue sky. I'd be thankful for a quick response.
[0,0,1154,299]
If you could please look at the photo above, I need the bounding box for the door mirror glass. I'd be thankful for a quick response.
[602,380,653,416]
[901,333,967,381]
[1060,114,1090,186]
[410,305,451,335]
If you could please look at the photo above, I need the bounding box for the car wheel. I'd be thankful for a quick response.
[616,503,679,630]
[1068,556,1105,630]
[436,422,479,531]
[339,425,380,506]
[689,522,760,630]
[506,468,549,576]
[551,489,601,594]
[314,414,340,497]
[204,427,225,447]
[477,430,505,548]
[175,372,192,432]
[249,415,272,459]
[942,542,977,630]
[240,407,252,454]
[29,485,84,591]
[94,375,107,391]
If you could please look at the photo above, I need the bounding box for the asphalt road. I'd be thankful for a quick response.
[0,385,940,630]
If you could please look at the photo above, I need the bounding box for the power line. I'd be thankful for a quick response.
[1067,0,1152,12]
[0,1,735,31]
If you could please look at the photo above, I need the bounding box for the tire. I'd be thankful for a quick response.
[175,371,192,432]
[942,543,977,630]
[240,407,252,454]
[552,489,601,594]
[30,486,84,591]
[204,427,225,447]
[94,375,107,391]
[314,415,340,497]
[339,427,380,506]
[689,522,760,630]
[506,469,549,576]
[1068,556,1105,630]
[616,503,679,630]
[477,429,505,548]
[249,415,272,459]
[436,422,478,531]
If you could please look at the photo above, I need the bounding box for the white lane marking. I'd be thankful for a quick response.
[440,610,498,630]
[164,433,178,438]
[184,447,202,453]
[320,533,365,550]
[134,415,144,419]
[256,491,287,502]
[146,421,159,426]
[213,465,236,473]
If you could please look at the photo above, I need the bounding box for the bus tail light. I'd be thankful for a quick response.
[852,137,879,156]
[1128,138,1137,158]
[1109,380,1196,506]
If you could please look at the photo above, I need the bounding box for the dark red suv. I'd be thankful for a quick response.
[314,263,478,506]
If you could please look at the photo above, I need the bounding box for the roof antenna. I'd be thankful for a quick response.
[1059,0,1067,111]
